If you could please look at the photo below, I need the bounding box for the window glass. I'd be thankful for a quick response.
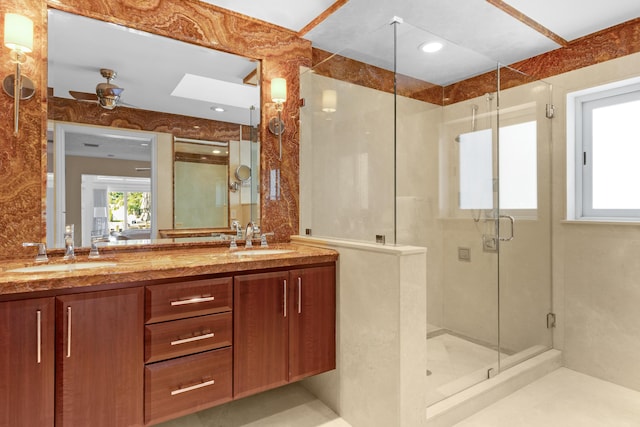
[573,81,640,220]
[458,121,537,212]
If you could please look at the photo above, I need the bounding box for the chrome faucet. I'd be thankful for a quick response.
[260,232,275,247]
[63,224,76,261]
[89,235,109,259]
[231,220,242,239]
[245,221,259,248]
[22,242,48,263]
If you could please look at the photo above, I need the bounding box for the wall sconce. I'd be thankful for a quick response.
[322,89,337,113]
[268,78,286,160]
[3,13,35,136]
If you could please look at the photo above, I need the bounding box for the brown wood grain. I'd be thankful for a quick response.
[145,312,232,363]
[0,298,55,427]
[55,287,144,427]
[288,265,336,381]
[144,348,233,425]
[145,276,233,324]
[233,271,289,398]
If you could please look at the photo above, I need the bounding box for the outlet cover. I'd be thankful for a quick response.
[458,247,471,261]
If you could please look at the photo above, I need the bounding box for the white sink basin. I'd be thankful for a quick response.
[231,249,293,256]
[8,261,117,273]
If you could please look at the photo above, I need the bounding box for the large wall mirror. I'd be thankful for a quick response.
[47,9,261,248]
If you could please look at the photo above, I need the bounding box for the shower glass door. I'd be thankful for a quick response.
[496,67,554,372]
[395,21,503,406]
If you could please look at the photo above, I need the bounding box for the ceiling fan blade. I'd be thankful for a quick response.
[69,90,98,102]
[118,100,137,108]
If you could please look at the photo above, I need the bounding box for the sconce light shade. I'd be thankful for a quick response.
[3,13,35,136]
[4,13,33,53]
[322,89,337,113]
[271,78,287,103]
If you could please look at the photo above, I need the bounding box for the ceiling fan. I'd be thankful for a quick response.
[69,68,128,110]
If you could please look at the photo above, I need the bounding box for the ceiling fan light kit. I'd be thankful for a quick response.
[70,68,125,110]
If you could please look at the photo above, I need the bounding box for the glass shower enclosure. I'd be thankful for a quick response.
[300,17,554,406]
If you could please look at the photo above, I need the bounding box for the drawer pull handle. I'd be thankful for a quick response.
[171,379,215,396]
[36,310,42,364]
[283,280,287,318]
[170,296,215,306]
[298,277,302,314]
[66,306,72,358]
[171,332,215,346]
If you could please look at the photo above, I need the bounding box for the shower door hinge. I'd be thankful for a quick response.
[487,367,497,379]
[545,104,555,119]
[546,312,556,329]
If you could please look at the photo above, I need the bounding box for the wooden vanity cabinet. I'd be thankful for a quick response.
[233,271,290,398]
[56,288,144,427]
[0,298,55,427]
[288,265,336,381]
[233,264,336,398]
[144,277,233,425]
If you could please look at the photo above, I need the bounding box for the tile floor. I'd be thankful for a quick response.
[157,382,350,427]
[455,367,640,426]
[427,333,500,406]
[157,365,640,427]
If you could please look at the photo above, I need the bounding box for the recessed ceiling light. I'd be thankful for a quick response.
[419,41,443,53]
[211,106,225,112]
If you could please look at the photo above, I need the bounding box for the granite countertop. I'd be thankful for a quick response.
[0,243,338,297]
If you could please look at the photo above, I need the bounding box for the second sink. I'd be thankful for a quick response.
[231,249,293,256]
[8,261,117,273]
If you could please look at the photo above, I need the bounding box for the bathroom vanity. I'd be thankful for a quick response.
[0,244,337,427]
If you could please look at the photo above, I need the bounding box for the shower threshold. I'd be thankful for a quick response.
[426,349,561,427]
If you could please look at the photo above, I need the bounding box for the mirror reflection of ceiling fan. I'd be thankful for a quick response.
[69,68,133,110]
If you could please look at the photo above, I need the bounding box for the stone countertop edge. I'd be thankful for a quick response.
[0,244,338,297]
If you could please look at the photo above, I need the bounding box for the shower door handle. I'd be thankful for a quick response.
[498,215,515,241]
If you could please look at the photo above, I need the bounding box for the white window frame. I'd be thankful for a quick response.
[567,76,640,221]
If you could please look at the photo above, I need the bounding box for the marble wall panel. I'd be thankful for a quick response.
[312,48,443,105]
[445,18,640,105]
[49,97,246,141]
[0,0,48,259]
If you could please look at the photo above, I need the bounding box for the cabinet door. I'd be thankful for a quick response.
[0,298,55,427]
[289,265,336,382]
[233,271,289,398]
[56,288,144,427]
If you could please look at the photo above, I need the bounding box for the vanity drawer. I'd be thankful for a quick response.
[145,348,232,425]
[145,312,232,363]
[145,277,232,323]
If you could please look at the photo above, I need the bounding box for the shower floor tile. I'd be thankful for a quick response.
[427,333,499,406]
[455,367,640,426]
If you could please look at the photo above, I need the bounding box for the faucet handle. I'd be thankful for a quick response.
[260,232,275,247]
[23,242,48,263]
[229,236,238,250]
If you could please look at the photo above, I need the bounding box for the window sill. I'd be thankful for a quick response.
[562,218,640,226]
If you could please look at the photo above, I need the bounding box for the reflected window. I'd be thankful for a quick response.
[458,121,537,212]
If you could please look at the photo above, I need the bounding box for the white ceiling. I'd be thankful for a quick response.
[203,0,640,84]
